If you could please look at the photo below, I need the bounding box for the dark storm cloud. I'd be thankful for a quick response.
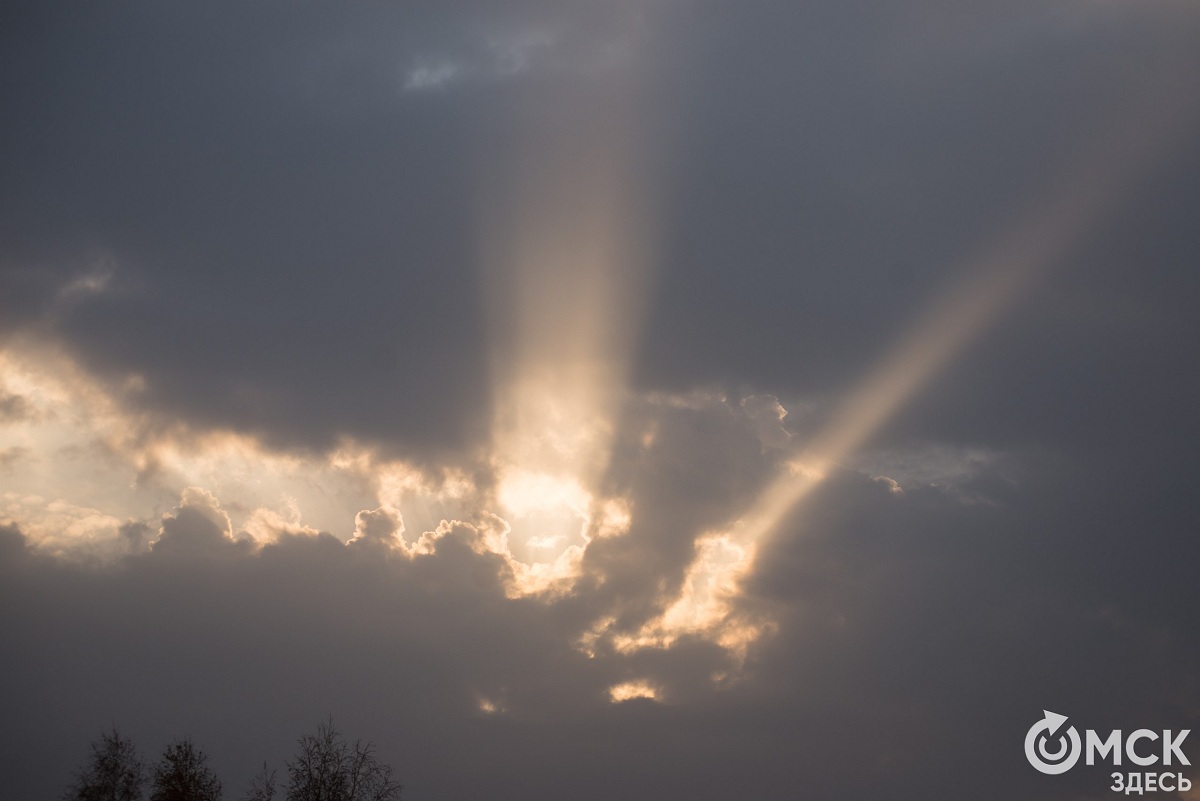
[3,441,1196,800]
[640,3,1200,432]
[1,2,519,455]
[150,486,250,561]
[0,502,635,800]
[737,452,1200,799]
[3,2,1200,800]
[4,0,1194,461]
[0,0,672,458]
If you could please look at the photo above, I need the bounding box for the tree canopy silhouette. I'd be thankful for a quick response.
[151,738,222,801]
[65,721,400,801]
[283,720,402,801]
[64,728,147,801]
[241,763,277,801]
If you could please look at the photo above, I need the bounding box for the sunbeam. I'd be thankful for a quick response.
[477,75,659,590]
[7,7,1200,796]
[625,74,1200,654]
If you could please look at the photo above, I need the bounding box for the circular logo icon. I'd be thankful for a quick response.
[1025,710,1082,775]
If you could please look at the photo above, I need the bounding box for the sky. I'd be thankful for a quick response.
[2,2,1200,799]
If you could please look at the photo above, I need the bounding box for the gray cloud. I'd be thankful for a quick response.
[2,2,1199,800]
[4,434,1196,800]
[0,392,36,423]
[4,1,1196,460]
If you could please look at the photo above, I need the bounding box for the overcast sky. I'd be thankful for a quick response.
[3,2,1200,800]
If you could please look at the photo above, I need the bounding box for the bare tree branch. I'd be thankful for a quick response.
[284,721,401,801]
[64,728,147,801]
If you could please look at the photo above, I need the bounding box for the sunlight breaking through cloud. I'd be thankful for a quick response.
[615,72,1200,662]
[475,44,659,596]
[2,25,1195,709]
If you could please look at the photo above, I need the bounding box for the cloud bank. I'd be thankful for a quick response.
[3,2,1200,799]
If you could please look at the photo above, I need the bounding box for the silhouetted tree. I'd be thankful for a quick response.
[241,762,276,801]
[65,728,147,801]
[284,721,401,801]
[151,738,222,801]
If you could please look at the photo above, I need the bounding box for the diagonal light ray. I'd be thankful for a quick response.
[623,71,1199,655]
[738,74,1199,548]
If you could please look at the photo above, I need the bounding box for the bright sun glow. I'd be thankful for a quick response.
[495,467,591,562]
[476,71,656,595]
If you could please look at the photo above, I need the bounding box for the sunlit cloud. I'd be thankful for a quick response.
[0,345,382,555]
[608,679,659,703]
[0,340,613,600]
[0,494,126,559]
[612,533,774,662]
[476,697,504,715]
